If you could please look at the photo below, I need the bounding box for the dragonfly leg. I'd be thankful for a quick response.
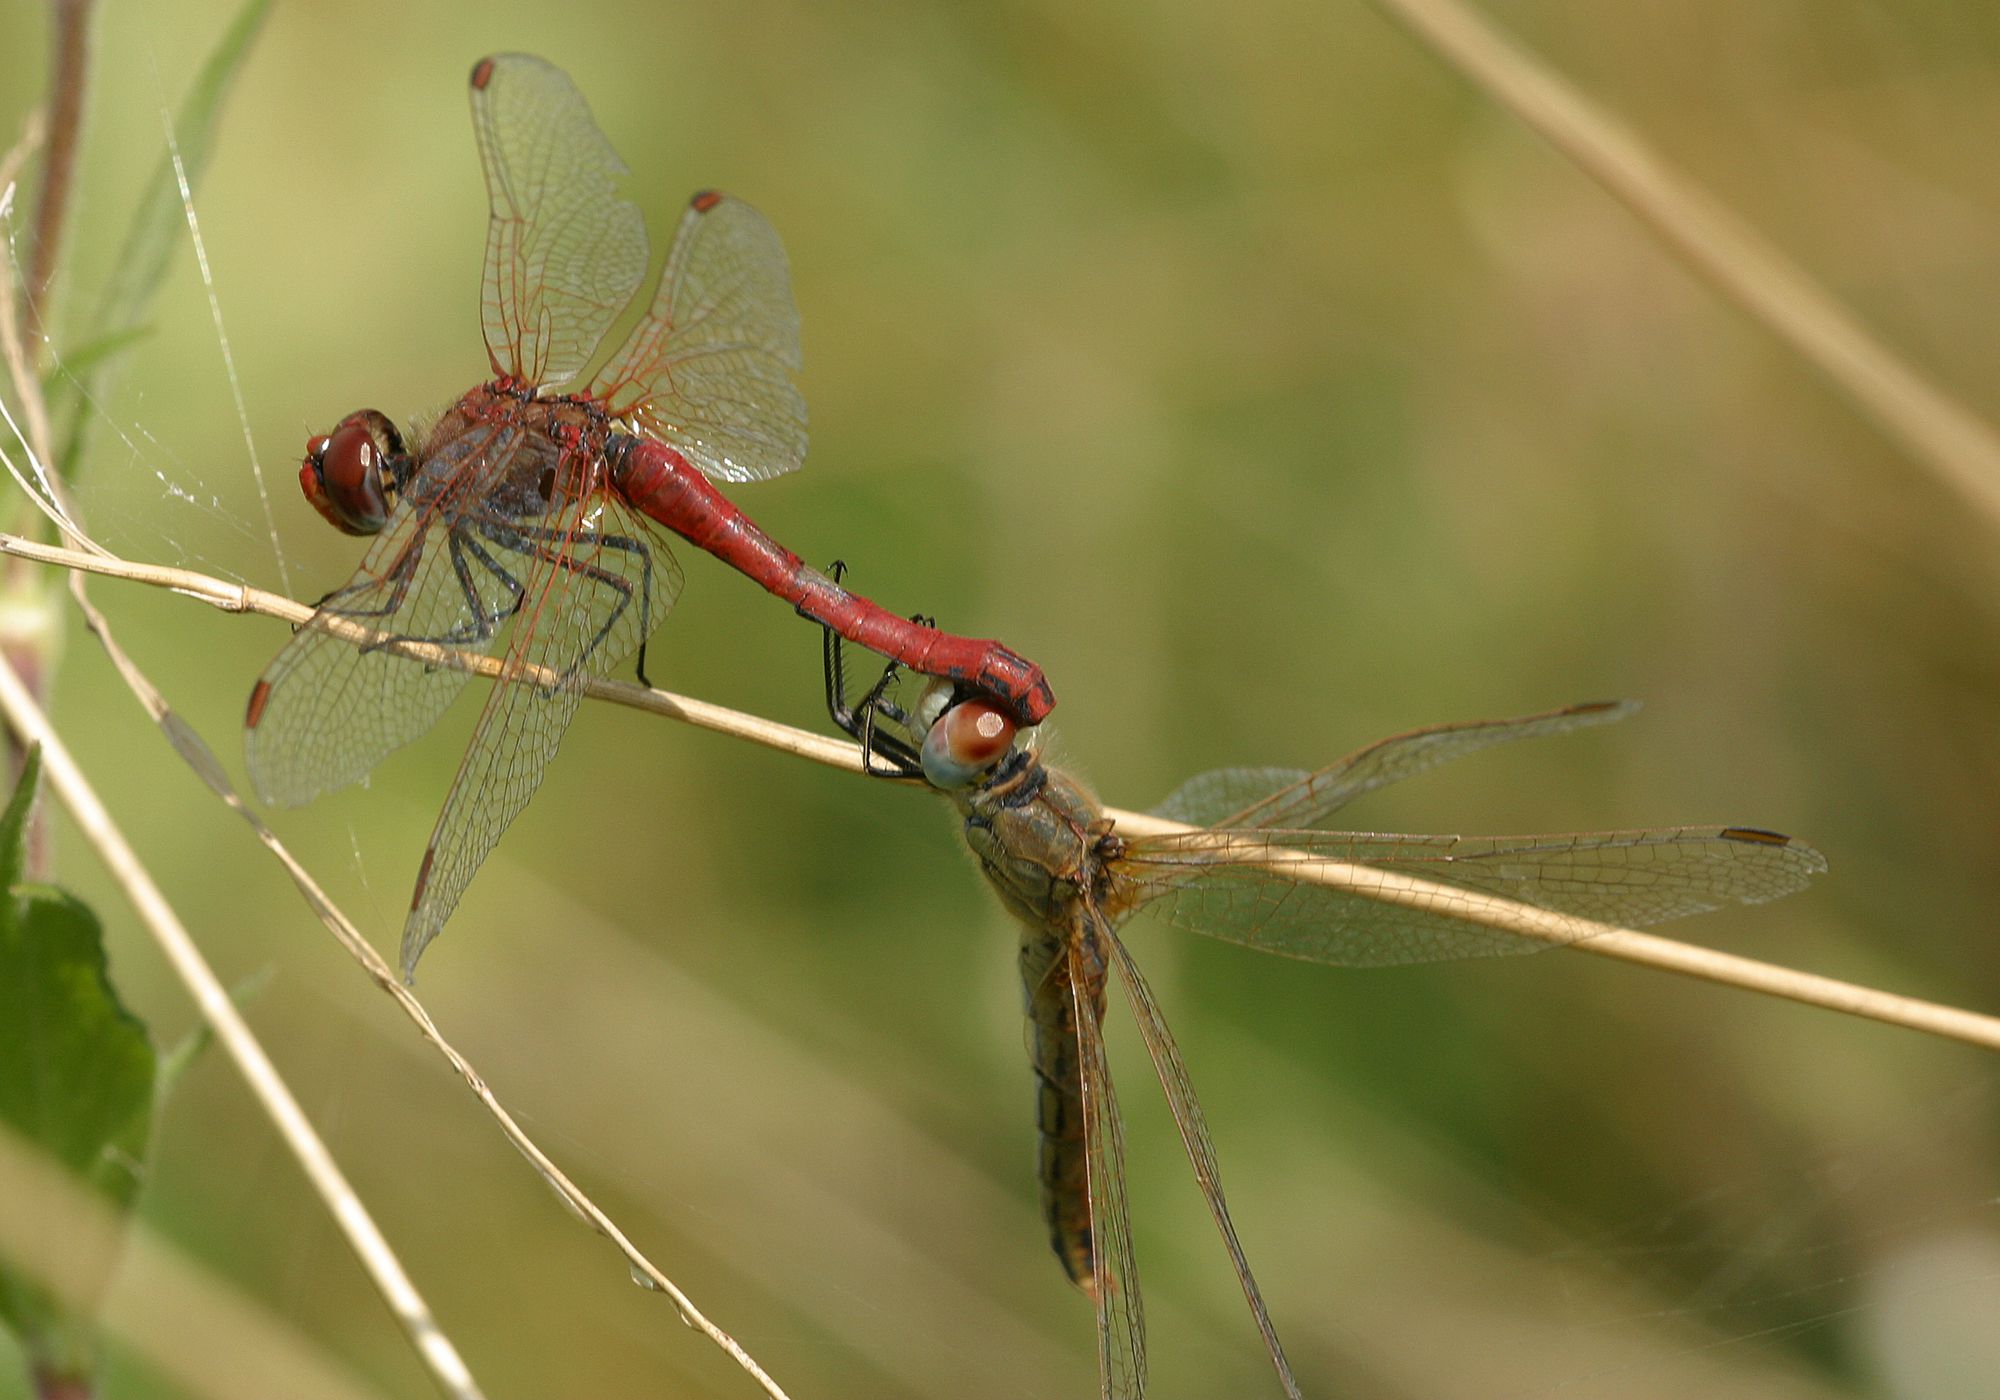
[854,662,920,776]
[353,530,524,659]
[818,577,924,778]
[317,538,426,623]
[474,518,660,682]
[436,529,526,642]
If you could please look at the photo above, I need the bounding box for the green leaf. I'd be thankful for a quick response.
[0,894,155,1202]
[53,0,274,480]
[0,755,156,1383]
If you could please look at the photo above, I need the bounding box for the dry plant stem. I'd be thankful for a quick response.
[23,537,799,1400]
[1366,0,2000,532]
[1,114,56,480]
[22,0,92,338]
[6,530,2000,1059]
[0,650,489,1400]
[0,1125,394,1400]
[1,109,64,886]
[0,531,860,770]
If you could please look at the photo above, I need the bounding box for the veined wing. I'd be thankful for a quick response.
[1102,927,1300,1399]
[245,472,526,808]
[1070,928,1145,1400]
[470,53,647,388]
[1150,702,1637,830]
[1120,826,1826,967]
[590,192,807,484]
[399,488,682,977]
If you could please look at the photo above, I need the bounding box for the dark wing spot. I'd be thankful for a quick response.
[411,847,437,909]
[1720,826,1793,846]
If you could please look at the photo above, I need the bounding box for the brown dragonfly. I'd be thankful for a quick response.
[824,637,1826,1400]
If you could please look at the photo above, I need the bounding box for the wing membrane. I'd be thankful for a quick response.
[1151,701,1637,830]
[1071,931,1144,1400]
[399,491,681,976]
[246,501,522,807]
[590,192,807,484]
[1103,928,1300,1398]
[470,53,647,387]
[1124,826,1826,966]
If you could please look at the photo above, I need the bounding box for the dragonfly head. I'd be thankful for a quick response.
[912,679,1019,789]
[301,409,407,536]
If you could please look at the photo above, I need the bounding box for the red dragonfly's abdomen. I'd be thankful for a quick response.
[607,433,1055,724]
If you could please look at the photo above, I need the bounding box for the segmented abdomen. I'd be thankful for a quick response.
[1021,918,1101,1292]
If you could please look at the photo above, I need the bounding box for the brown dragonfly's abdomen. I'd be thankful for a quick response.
[1022,918,1098,1292]
[960,755,1111,1293]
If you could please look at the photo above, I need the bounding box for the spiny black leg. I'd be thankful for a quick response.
[318,539,425,623]
[816,560,924,776]
[820,611,923,778]
[856,658,923,777]
[440,530,526,641]
[471,521,649,682]
[479,518,662,686]
[360,530,527,654]
[822,618,847,728]
[816,560,926,777]
[855,659,900,777]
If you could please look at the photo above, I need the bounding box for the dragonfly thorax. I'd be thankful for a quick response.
[957,753,1108,930]
[409,388,614,523]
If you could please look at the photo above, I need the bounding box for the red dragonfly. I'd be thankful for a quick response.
[246,53,1053,978]
[826,644,1825,1399]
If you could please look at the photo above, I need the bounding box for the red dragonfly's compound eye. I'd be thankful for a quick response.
[301,410,403,535]
[921,697,1018,789]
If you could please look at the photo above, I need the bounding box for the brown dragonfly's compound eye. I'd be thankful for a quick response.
[921,697,1018,789]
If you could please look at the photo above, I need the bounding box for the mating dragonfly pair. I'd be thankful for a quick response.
[247,53,1825,1400]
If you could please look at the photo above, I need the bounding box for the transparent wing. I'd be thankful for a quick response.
[589,192,807,484]
[470,53,647,387]
[1120,826,1826,966]
[1150,701,1638,830]
[1070,930,1145,1400]
[399,490,682,977]
[1103,928,1300,1399]
[246,493,522,808]
[1148,766,1302,829]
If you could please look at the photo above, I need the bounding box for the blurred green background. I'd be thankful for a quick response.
[6,0,2000,1396]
